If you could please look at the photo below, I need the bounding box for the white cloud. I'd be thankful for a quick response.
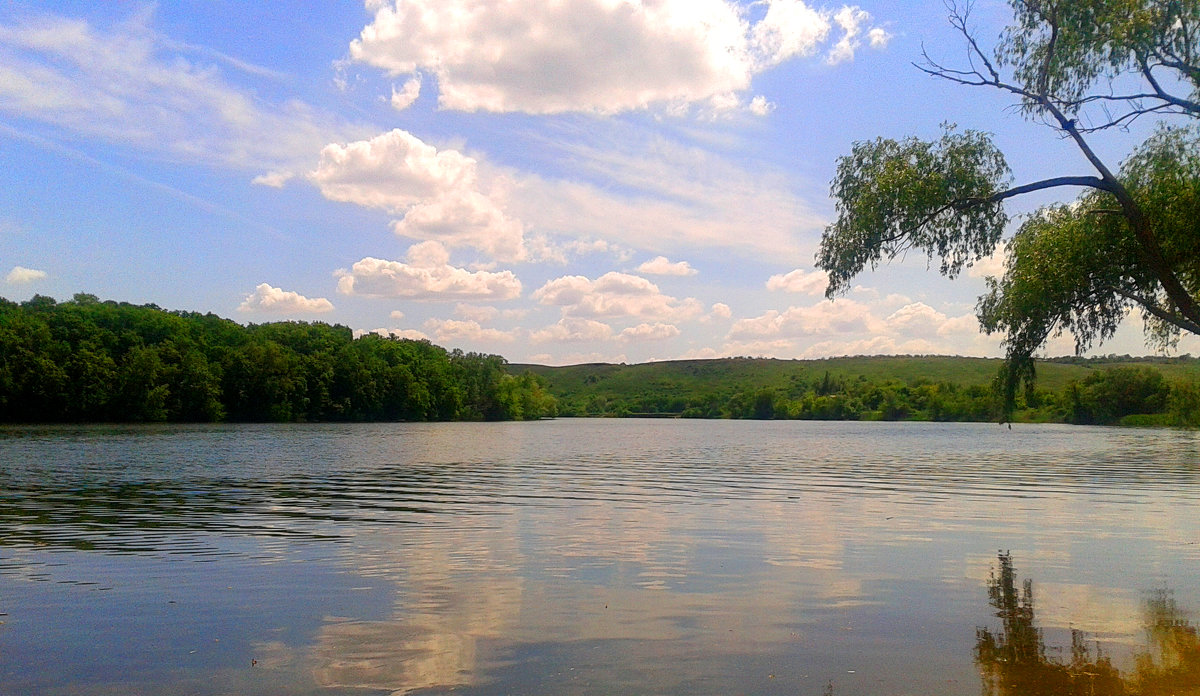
[390,76,421,110]
[6,265,46,285]
[766,268,828,295]
[717,296,995,359]
[937,313,982,337]
[710,302,733,320]
[391,189,525,262]
[967,248,1007,279]
[676,346,731,360]
[237,283,334,314]
[335,241,522,300]
[728,299,883,340]
[751,0,831,64]
[356,327,430,340]
[528,349,628,366]
[311,129,479,213]
[749,95,774,116]
[424,318,517,343]
[389,309,406,320]
[311,129,526,261]
[250,171,294,188]
[454,303,499,322]
[509,134,821,260]
[797,335,939,359]
[867,27,892,49]
[530,317,615,344]
[0,11,366,171]
[313,123,821,266]
[826,6,872,64]
[619,322,681,341]
[350,0,887,115]
[885,302,946,336]
[637,255,698,276]
[534,271,703,320]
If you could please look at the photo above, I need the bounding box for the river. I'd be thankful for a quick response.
[2,420,1198,695]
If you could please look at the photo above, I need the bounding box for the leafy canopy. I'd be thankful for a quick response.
[816,0,1200,413]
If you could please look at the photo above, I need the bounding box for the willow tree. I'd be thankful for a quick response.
[816,0,1200,410]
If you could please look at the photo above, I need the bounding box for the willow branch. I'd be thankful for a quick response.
[1114,288,1200,336]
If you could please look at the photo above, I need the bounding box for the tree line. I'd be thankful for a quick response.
[557,365,1199,427]
[0,294,556,423]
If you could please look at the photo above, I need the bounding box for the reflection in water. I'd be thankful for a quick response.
[3,422,1200,695]
[977,552,1200,696]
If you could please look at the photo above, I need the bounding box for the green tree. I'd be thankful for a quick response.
[816,0,1200,413]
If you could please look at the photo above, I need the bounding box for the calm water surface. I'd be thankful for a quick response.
[1,420,1198,695]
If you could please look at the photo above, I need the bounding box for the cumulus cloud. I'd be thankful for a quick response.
[826,6,871,64]
[619,322,681,341]
[885,302,947,336]
[530,317,615,344]
[424,318,517,343]
[453,303,499,322]
[937,313,981,337]
[237,283,334,314]
[6,265,46,285]
[710,303,733,320]
[314,124,822,266]
[867,27,892,49]
[335,241,522,300]
[0,11,366,172]
[751,0,831,64]
[637,256,698,276]
[766,268,828,295]
[312,129,475,212]
[749,95,774,116]
[967,248,1007,279]
[717,296,995,359]
[533,271,703,320]
[356,327,430,340]
[728,299,883,340]
[796,335,939,359]
[390,76,421,110]
[349,0,888,115]
[312,129,526,261]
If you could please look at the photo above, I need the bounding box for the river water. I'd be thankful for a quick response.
[1,420,1198,695]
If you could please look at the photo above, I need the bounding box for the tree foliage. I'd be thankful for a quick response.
[0,294,556,423]
[816,0,1200,414]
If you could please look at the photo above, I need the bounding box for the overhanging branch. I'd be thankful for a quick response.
[1114,288,1200,336]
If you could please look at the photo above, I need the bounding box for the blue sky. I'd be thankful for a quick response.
[2,0,1193,364]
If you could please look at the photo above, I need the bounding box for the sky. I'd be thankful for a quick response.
[2,0,1195,365]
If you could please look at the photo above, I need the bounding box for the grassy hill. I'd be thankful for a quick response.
[514,355,1200,424]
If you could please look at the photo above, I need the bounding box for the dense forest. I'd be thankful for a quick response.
[520,356,1200,427]
[0,294,556,423]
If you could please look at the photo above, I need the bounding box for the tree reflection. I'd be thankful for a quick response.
[976,552,1200,696]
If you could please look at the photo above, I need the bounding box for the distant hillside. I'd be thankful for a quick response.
[514,355,1200,425]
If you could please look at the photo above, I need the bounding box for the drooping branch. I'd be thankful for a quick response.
[1114,288,1200,337]
[920,3,1200,333]
[986,175,1111,201]
[884,176,1110,261]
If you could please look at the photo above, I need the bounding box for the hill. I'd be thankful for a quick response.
[514,355,1200,425]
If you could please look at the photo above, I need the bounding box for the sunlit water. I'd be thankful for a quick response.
[2,420,1198,695]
